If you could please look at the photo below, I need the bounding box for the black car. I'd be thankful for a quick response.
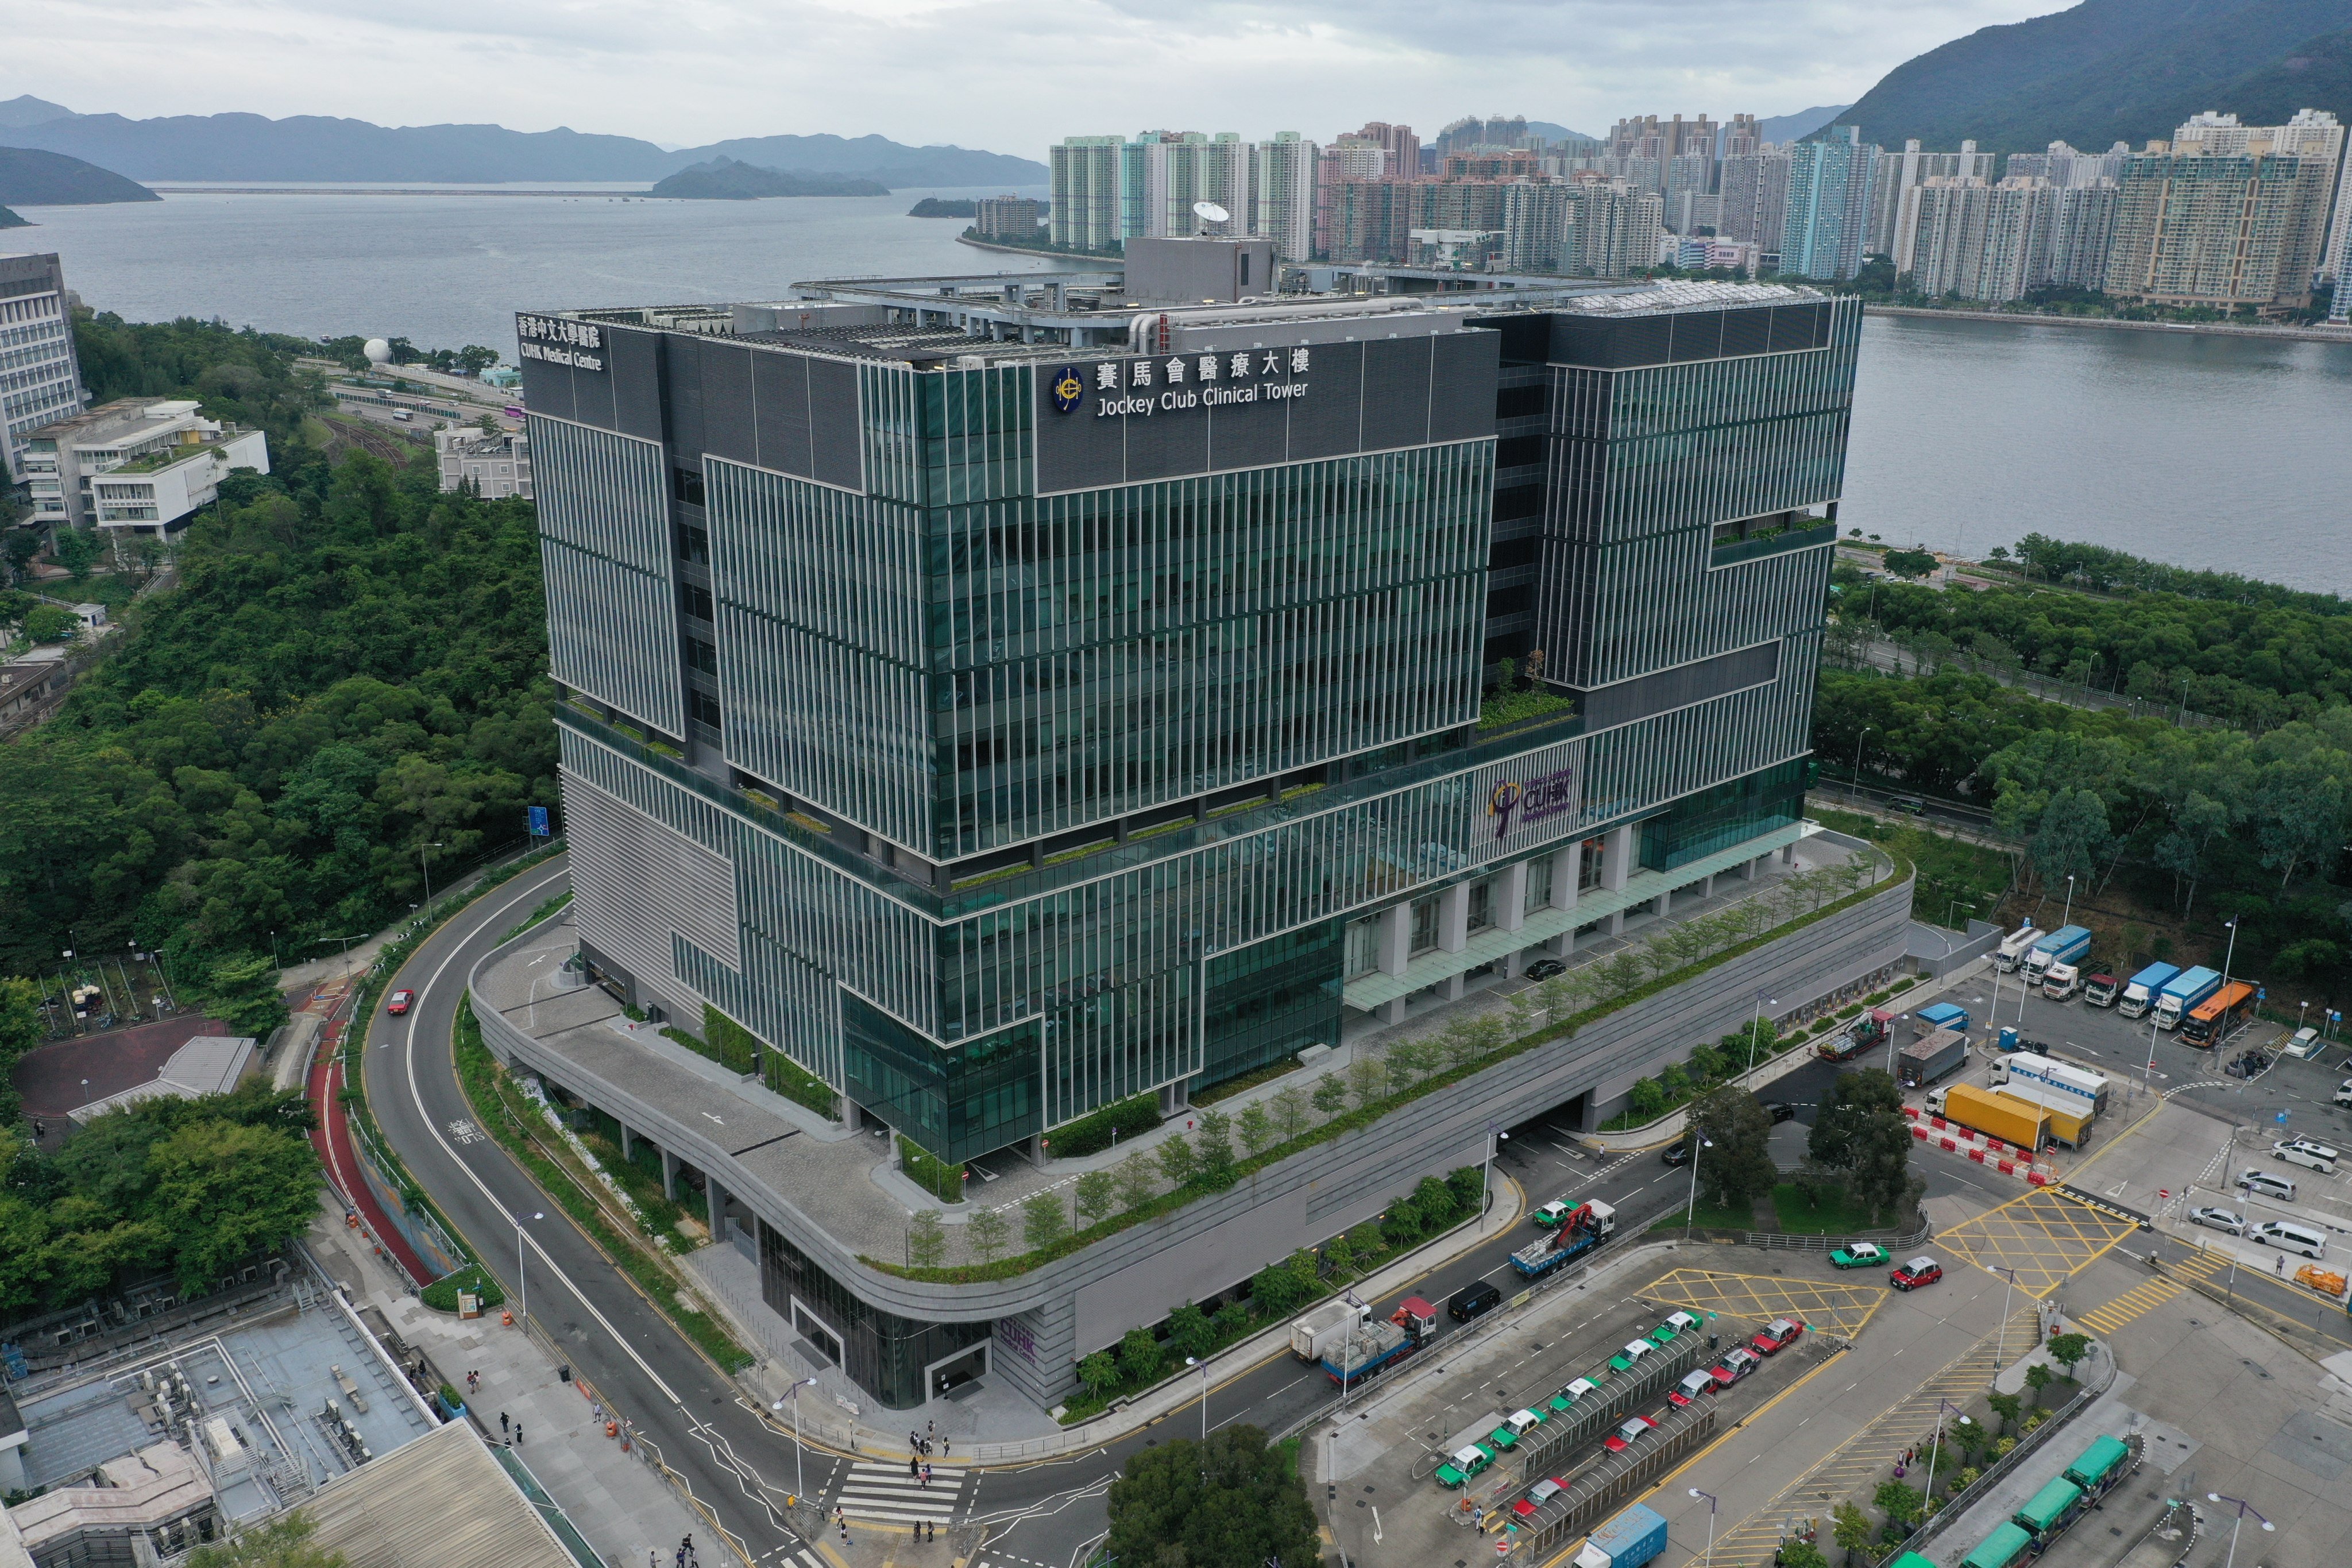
[1447,1281,1503,1322]
[1524,958,1567,981]
[1759,1100,1796,1124]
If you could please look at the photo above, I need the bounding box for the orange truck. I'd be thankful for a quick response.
[1936,1083,2049,1151]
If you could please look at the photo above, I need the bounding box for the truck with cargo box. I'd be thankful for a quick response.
[1993,925,2043,974]
[2153,965,2222,1030]
[1899,1027,1969,1088]
[2115,961,2179,1019]
[2040,961,2083,1000]
[1289,1298,1371,1362]
[2081,971,2121,1007]
[1914,1001,1970,1035]
[1989,1052,2110,1114]
[1573,1503,1671,1568]
[1986,1080,2093,1148]
[2023,925,2092,984]
[1936,1083,2049,1151]
[1320,1298,1436,1387]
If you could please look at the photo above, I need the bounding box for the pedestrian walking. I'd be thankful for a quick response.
[500,1412,510,1435]
[926,1419,935,1440]
[516,1424,525,1446]
[909,1430,920,1451]
[2277,1254,2287,1276]
[594,1400,604,1422]
[558,1364,571,1384]
[909,1455,921,1478]
[941,1437,951,1457]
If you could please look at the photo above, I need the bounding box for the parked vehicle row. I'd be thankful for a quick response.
[1435,1311,1705,1489]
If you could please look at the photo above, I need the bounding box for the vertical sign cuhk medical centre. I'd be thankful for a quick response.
[1470,737,1590,863]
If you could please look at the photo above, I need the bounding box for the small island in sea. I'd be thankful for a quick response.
[907,197,977,218]
[648,157,889,200]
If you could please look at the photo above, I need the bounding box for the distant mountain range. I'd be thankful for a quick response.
[1756,106,1852,144]
[0,205,25,228]
[0,145,159,205]
[0,96,1048,188]
[647,157,889,199]
[1840,0,2352,152]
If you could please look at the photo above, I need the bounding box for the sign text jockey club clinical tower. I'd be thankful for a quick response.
[491,242,1910,1415]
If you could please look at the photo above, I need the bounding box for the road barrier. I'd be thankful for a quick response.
[1904,1107,2056,1184]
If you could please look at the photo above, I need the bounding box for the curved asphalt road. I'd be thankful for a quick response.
[372,860,2007,1568]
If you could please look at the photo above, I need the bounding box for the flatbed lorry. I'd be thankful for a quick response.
[1510,1199,1616,1280]
[1320,1296,1438,1386]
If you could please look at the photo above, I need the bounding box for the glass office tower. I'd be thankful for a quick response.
[513,273,1872,1409]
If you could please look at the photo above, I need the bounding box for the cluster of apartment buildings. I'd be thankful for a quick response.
[1044,107,2352,315]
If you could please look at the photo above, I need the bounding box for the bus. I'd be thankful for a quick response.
[1959,1523,2034,1568]
[2181,980,2256,1046]
[2012,1476,2085,1544]
[2065,1434,2133,1495]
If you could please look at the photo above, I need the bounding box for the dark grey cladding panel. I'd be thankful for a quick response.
[1358,337,1431,451]
[519,347,578,424]
[1283,340,1364,461]
[1610,316,1675,369]
[1768,303,1826,352]
[1426,330,1499,445]
[1718,307,1772,359]
[1480,315,1552,366]
[1669,311,1725,362]
[663,335,707,465]
[609,327,666,442]
[1578,640,1782,731]
[751,350,813,477]
[1207,397,1287,472]
[806,358,864,490]
[1123,397,1212,481]
[700,341,758,465]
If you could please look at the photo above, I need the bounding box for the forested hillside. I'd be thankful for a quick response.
[0,319,556,986]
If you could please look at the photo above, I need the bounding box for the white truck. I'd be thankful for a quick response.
[2041,962,2082,1001]
[1993,924,2044,974]
[1989,1051,2111,1115]
[1289,1299,1372,1363]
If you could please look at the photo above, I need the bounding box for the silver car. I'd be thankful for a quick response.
[2188,1206,2245,1235]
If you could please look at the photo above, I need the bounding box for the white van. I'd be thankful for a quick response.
[2238,1168,2297,1202]
[2274,1144,2338,1175]
[2251,1220,2327,1259]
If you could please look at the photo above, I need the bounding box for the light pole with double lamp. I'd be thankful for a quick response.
[513,1210,543,1322]
[1688,1488,1719,1568]
[1990,1266,2021,1376]
[2205,1493,2273,1568]
[771,1376,818,1507]
[1922,1398,1969,1505]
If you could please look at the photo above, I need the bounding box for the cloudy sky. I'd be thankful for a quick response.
[10,0,2059,154]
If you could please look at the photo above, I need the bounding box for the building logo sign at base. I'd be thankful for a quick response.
[1078,347,1311,420]
[1049,366,1086,414]
[1487,763,1579,841]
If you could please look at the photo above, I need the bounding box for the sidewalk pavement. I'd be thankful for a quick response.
[306,1192,717,1568]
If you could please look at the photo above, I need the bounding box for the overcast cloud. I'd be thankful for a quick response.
[7,0,2056,155]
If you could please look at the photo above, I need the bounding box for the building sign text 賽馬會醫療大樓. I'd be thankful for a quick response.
[516,314,605,373]
[1072,347,1311,420]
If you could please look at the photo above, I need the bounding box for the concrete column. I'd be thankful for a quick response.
[1439,883,1470,953]
[1740,856,1759,880]
[1651,890,1670,918]
[1498,863,1528,934]
[1381,997,1406,1025]
[1700,874,1715,899]
[1548,845,1581,914]
[1503,949,1524,979]
[661,1148,679,1201]
[1781,843,1797,865]
[617,1125,636,1160]
[707,1175,729,1241]
[1607,910,1625,935]
[1378,903,1412,976]
[1547,928,1574,957]
[1444,974,1465,1001]
[1602,825,1635,892]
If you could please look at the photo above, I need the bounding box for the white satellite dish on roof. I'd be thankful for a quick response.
[1192,200,1230,231]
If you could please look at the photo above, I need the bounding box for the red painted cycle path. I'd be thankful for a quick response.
[304,985,435,1287]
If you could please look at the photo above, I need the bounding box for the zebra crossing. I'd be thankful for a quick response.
[829,1459,966,1527]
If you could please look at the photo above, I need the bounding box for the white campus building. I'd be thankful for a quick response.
[24,398,269,534]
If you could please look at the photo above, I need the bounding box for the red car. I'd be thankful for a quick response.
[1603,1415,1656,1453]
[1710,1347,1762,1387]
[1890,1256,1944,1292]
[1512,1478,1566,1519]
[1667,1369,1716,1407]
[386,988,415,1015]
[1751,1317,1805,1356]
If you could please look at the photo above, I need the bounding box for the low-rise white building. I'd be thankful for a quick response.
[24,398,269,535]
[433,423,531,499]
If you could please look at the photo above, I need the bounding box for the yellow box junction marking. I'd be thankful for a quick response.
[1934,1188,2139,1298]
[1640,1268,1889,1341]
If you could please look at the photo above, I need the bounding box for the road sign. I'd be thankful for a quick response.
[2276,1110,2291,1125]
[527,805,551,836]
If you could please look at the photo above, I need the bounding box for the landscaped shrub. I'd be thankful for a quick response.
[421,1264,505,1312]
[1046,1093,1163,1159]
[762,1049,840,1118]
[899,1137,965,1203]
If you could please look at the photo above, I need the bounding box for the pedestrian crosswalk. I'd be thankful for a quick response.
[2076,1277,2183,1336]
[830,1460,965,1526]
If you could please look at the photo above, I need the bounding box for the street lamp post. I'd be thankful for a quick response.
[1482,1122,1505,1233]
[418,840,445,911]
[1185,1356,1211,1467]
[1688,1489,1719,1568]
[1746,991,1778,1073]
[513,1210,543,1323]
[1886,1013,1908,1076]
[771,1377,819,1507]
[1682,1132,1710,1238]
[1922,1399,1967,1507]
[1851,725,1876,800]
[2205,1493,2273,1568]
[2060,874,2075,933]
[1991,1267,2020,1375]
[2220,916,2241,990]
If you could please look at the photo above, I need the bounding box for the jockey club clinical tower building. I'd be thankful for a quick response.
[494,248,1911,1416]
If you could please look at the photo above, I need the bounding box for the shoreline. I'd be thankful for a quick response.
[1865,303,2352,345]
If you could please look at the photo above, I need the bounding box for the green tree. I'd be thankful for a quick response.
[2023,1362,2053,1408]
[52,527,103,581]
[1236,1101,1274,1158]
[1157,1131,1199,1188]
[184,1512,344,1568]
[1626,1076,1667,1120]
[3,529,38,586]
[1195,1109,1237,1189]
[1104,1425,1321,1568]
[1446,1165,1485,1216]
[1212,1299,1249,1339]
[1077,1351,1120,1399]
[1780,1539,1830,1568]
[906,1209,947,1269]
[1691,1084,1776,1211]
[1020,1190,1068,1253]
[1073,1169,1117,1225]
[197,953,288,1041]
[1269,1084,1310,1140]
[1830,1500,1874,1566]
[1166,1301,1215,1362]
[965,1206,1010,1262]
[1808,1067,1902,1170]
[1311,1071,1348,1115]
[1114,1150,1157,1212]
[2045,1331,2092,1380]
[1250,1254,1314,1318]
[1874,1480,1924,1531]
[22,603,79,643]
[2027,786,2112,889]
[149,1118,320,1289]
[1345,1053,1388,1109]
[1117,1326,1162,1385]
[1987,1391,2023,1434]
[0,976,42,1125]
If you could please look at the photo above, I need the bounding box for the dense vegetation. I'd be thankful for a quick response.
[0,1083,320,1316]
[1106,1427,1320,1568]
[1822,539,2352,998]
[1,316,556,994]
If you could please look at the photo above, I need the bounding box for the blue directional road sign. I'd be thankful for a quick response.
[527,805,551,836]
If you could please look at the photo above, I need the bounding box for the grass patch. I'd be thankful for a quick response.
[1813,807,2013,930]
[500,889,572,943]
[1649,1195,1755,1234]
[1479,688,1577,731]
[578,1113,698,1246]
[1043,1092,1162,1158]
[899,1136,966,1203]
[420,1264,505,1312]
[454,997,754,1372]
[1768,1182,1885,1236]
[1188,1055,1304,1108]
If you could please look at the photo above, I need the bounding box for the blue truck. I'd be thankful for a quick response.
[1510,1199,1616,1281]
[2022,925,2092,985]
[1575,1504,1671,1568]
[2153,965,2223,1031]
[1915,1001,1970,1035]
[2115,961,2181,1019]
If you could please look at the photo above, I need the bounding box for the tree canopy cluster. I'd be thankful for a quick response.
[72,312,329,459]
[0,1082,320,1318]
[1105,1426,1321,1568]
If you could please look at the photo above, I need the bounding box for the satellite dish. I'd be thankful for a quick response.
[1193,200,1231,228]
